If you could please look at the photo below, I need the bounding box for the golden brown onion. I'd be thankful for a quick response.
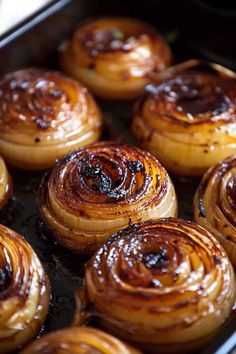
[0,224,50,353]
[85,218,235,353]
[132,59,236,176]
[0,68,102,170]
[194,154,236,268]
[21,327,141,354]
[38,141,177,253]
[60,17,172,99]
[0,156,12,208]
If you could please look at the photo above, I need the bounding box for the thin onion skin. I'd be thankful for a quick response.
[0,156,12,209]
[21,327,142,354]
[0,68,102,170]
[85,218,235,353]
[38,141,177,254]
[194,155,236,268]
[0,224,50,353]
[60,17,172,100]
[132,62,236,176]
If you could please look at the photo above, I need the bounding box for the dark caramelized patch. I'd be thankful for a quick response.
[143,248,167,269]
[176,89,230,116]
[128,160,143,173]
[227,176,236,208]
[0,69,81,130]
[90,176,111,193]
[213,255,221,265]
[44,141,167,210]
[0,265,11,293]
[107,189,126,200]
[85,172,111,194]
[81,164,102,177]
[141,71,235,124]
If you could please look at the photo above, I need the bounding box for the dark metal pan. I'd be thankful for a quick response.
[0,1,236,353]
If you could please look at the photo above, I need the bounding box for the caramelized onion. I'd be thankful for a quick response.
[0,68,102,170]
[21,327,141,354]
[60,17,172,99]
[85,218,235,353]
[194,154,236,268]
[0,224,50,353]
[38,141,177,253]
[0,156,12,208]
[132,59,236,176]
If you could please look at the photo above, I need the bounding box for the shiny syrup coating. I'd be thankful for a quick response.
[38,141,176,254]
[141,70,236,124]
[85,218,235,351]
[39,141,168,214]
[90,218,226,289]
[0,224,50,353]
[0,68,85,131]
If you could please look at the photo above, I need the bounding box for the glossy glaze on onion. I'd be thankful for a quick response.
[85,218,235,353]
[21,327,141,354]
[38,141,177,253]
[0,68,102,170]
[132,60,236,176]
[0,224,50,353]
[60,17,172,99]
[0,156,12,208]
[194,154,236,268]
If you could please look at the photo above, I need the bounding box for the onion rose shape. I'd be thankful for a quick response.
[38,141,177,253]
[84,218,235,353]
[132,60,236,176]
[0,68,102,170]
[60,17,172,99]
[194,154,236,268]
[0,224,50,353]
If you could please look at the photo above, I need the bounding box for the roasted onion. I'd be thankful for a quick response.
[132,59,236,176]
[0,68,102,170]
[60,17,172,99]
[84,218,236,353]
[21,327,141,354]
[0,156,12,208]
[194,154,236,268]
[38,141,177,253]
[0,224,50,353]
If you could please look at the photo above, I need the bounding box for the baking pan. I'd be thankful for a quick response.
[0,0,236,353]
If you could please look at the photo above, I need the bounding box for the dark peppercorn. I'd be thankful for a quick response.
[34,136,40,143]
